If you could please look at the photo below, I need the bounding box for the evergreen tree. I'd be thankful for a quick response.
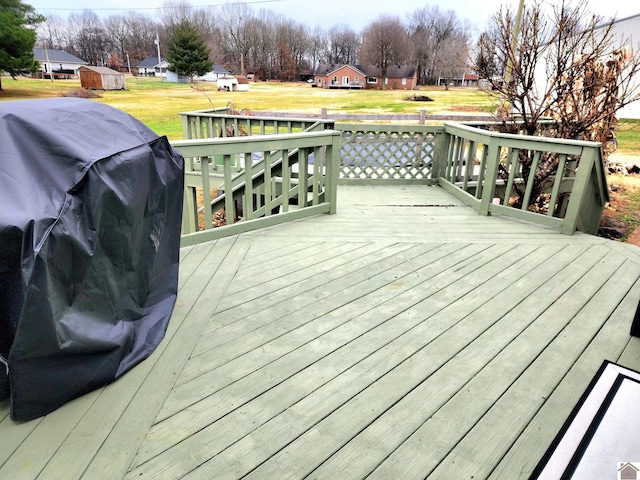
[167,20,212,83]
[0,0,44,90]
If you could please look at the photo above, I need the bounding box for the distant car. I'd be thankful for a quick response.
[307,78,314,83]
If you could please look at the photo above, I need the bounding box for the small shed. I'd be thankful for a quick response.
[217,75,250,92]
[79,66,126,90]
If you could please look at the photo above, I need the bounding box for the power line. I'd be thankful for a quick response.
[33,0,286,13]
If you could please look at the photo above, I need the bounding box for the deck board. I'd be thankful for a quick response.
[2,184,640,480]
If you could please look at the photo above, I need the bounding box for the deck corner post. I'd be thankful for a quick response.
[560,146,597,235]
[433,129,450,182]
[479,137,501,216]
[326,131,341,214]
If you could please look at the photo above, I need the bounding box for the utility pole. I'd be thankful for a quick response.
[155,32,163,81]
[504,0,525,88]
[498,0,525,116]
[44,44,53,82]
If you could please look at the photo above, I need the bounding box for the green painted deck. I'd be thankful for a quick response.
[3,184,640,480]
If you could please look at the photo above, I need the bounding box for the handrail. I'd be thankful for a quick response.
[438,121,609,235]
[172,131,341,246]
[180,109,335,139]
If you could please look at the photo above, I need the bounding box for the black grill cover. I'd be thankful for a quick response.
[0,98,184,421]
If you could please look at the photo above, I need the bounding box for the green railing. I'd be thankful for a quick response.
[172,130,341,247]
[180,108,333,139]
[177,109,608,239]
[438,122,608,235]
[334,124,443,184]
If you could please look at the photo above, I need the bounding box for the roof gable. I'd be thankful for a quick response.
[136,56,168,68]
[314,63,416,79]
[80,66,124,76]
[212,64,230,74]
[314,64,366,77]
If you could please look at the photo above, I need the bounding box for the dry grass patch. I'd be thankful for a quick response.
[601,173,640,243]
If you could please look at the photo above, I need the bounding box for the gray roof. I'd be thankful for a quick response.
[136,56,168,68]
[314,63,416,79]
[33,48,87,65]
[79,66,124,76]
[212,64,230,74]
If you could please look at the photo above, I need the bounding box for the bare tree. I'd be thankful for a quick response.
[104,15,129,63]
[473,0,640,209]
[327,24,360,65]
[121,12,159,62]
[219,1,253,75]
[67,11,107,66]
[37,14,69,50]
[476,0,640,139]
[244,12,275,79]
[433,31,468,89]
[408,6,467,85]
[308,26,328,70]
[275,19,309,80]
[359,15,410,89]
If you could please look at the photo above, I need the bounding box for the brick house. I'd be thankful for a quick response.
[313,63,418,90]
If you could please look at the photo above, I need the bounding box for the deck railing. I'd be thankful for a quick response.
[176,109,608,239]
[334,124,443,184]
[172,130,341,246]
[180,108,333,139]
[439,121,609,235]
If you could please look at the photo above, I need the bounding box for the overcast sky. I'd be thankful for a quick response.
[30,0,639,32]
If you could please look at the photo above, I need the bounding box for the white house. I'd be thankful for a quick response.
[195,64,231,82]
[33,48,87,78]
[134,57,168,78]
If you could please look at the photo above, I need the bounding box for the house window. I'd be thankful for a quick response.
[402,78,407,85]
[367,77,377,84]
[353,77,360,85]
[385,78,388,85]
[342,76,350,85]
[332,76,338,84]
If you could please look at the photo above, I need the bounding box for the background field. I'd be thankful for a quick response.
[1,76,502,139]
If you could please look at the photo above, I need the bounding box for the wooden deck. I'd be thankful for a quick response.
[3,184,640,479]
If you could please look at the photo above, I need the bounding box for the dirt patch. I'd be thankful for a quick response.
[405,95,434,102]
[627,225,640,245]
[600,155,640,245]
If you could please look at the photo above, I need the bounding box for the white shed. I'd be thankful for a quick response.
[217,75,250,92]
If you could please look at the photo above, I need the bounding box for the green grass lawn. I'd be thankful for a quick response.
[1,76,499,140]
[1,75,637,155]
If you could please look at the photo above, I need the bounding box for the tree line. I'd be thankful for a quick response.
[35,0,474,84]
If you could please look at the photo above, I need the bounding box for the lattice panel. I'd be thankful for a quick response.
[340,130,436,180]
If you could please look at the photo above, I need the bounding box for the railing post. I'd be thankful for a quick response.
[479,137,501,216]
[560,146,596,235]
[326,131,341,214]
[433,130,451,182]
[181,114,191,140]
[182,185,197,234]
